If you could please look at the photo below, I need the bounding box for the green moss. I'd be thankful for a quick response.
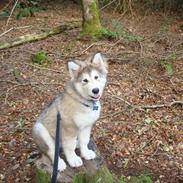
[119,175,153,183]
[35,168,51,183]
[73,166,113,183]
[82,0,102,37]
[160,61,174,76]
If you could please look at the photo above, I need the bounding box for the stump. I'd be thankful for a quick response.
[34,140,113,183]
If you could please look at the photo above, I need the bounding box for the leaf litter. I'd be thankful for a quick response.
[0,1,183,183]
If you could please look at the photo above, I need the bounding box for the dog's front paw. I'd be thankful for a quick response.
[81,149,96,160]
[58,158,66,172]
[67,154,83,168]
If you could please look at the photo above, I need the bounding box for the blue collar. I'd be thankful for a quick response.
[82,101,99,111]
[66,92,99,111]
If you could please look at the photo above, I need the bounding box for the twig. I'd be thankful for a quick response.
[101,94,183,119]
[137,39,143,58]
[5,83,29,104]
[0,0,13,12]
[0,25,32,38]
[81,43,95,54]
[0,79,18,84]
[100,0,117,10]
[101,109,125,119]
[140,101,183,109]
[107,94,133,107]
[24,62,62,74]
[135,135,156,153]
[107,38,123,53]
[0,27,13,38]
[3,80,63,104]
[108,94,183,109]
[4,0,19,30]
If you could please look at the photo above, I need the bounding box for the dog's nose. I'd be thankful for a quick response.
[92,88,99,94]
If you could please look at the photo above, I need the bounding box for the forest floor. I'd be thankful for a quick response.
[0,1,183,183]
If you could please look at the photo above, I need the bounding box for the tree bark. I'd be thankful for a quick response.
[81,0,102,37]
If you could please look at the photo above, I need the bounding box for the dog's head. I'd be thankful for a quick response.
[68,53,108,101]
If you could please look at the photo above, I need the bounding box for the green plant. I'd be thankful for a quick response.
[100,28,120,39]
[32,51,49,65]
[0,10,10,17]
[100,21,143,42]
[73,167,113,183]
[119,175,153,183]
[16,0,41,19]
[160,61,174,76]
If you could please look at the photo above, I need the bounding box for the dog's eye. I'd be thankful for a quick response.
[94,76,98,80]
[83,79,88,83]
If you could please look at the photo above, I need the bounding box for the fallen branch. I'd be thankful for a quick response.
[101,94,183,118]
[0,25,32,38]
[0,22,79,50]
[109,94,183,109]
[24,62,62,74]
[0,79,63,104]
[0,0,14,12]
[140,101,183,109]
[4,0,19,30]
[81,43,96,54]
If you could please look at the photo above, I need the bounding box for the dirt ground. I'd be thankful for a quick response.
[0,1,183,183]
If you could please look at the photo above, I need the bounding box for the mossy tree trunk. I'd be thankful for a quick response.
[81,0,102,37]
[34,140,114,183]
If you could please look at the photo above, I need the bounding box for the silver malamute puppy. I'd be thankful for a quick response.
[32,53,108,171]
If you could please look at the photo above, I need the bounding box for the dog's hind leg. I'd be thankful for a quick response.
[32,122,66,171]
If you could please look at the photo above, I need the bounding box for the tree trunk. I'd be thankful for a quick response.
[34,140,113,183]
[81,0,102,37]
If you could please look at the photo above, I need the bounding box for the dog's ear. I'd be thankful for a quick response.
[67,61,80,79]
[92,53,108,75]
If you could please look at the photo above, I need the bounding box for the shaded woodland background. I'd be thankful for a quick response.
[0,0,183,183]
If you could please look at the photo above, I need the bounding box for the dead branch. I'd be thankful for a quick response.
[4,0,19,30]
[101,109,125,119]
[24,63,62,74]
[1,79,64,104]
[81,43,96,54]
[100,0,117,10]
[102,94,183,118]
[0,22,79,50]
[111,94,183,109]
[0,79,18,84]
[0,25,32,38]
[140,101,183,109]
[0,27,14,37]
[0,0,14,12]
[107,94,133,107]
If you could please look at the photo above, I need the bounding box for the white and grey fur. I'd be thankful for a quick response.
[32,53,108,171]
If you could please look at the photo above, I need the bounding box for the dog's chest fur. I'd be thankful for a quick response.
[74,102,101,129]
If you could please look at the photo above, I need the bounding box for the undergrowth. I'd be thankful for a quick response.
[100,0,183,14]
[0,0,42,19]
[100,21,142,42]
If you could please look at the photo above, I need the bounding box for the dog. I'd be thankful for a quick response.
[32,53,108,171]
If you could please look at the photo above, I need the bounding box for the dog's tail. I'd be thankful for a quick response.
[51,112,61,183]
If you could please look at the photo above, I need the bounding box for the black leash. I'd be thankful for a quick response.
[51,112,61,183]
